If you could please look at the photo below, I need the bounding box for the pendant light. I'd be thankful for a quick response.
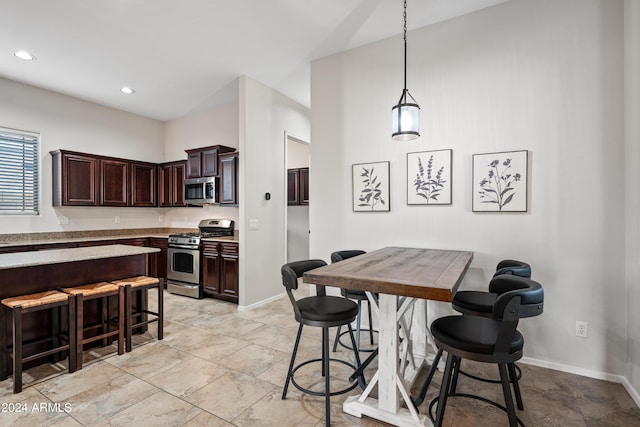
[392,0,420,141]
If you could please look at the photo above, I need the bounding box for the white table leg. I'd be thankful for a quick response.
[343,293,431,426]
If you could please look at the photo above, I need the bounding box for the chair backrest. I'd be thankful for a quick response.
[494,259,532,279]
[330,250,366,264]
[490,275,544,319]
[281,259,327,323]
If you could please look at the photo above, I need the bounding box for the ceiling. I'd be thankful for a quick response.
[1,0,507,121]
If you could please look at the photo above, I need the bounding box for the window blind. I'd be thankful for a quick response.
[0,128,40,214]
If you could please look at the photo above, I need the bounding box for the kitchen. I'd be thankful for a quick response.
[1,0,640,426]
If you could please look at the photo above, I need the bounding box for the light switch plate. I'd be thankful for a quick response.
[249,219,259,230]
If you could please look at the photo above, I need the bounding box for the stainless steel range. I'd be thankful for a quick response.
[166,218,234,298]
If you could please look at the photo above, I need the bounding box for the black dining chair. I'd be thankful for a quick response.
[416,275,543,427]
[446,259,532,409]
[281,259,364,427]
[451,259,531,316]
[330,250,377,353]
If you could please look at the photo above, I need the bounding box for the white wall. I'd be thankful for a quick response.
[163,100,241,229]
[625,0,640,397]
[311,0,627,382]
[0,77,165,233]
[239,76,310,308]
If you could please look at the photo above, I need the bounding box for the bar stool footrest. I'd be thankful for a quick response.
[291,358,360,397]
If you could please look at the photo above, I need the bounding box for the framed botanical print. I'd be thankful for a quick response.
[352,161,390,212]
[407,149,452,205]
[472,150,528,212]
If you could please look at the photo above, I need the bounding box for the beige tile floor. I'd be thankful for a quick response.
[2,286,639,426]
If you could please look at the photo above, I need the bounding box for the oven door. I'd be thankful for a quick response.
[167,246,201,284]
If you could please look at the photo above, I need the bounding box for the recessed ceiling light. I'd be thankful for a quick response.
[14,50,36,61]
[120,87,135,94]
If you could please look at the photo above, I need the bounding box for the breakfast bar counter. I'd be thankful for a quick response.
[0,244,159,270]
[0,244,160,373]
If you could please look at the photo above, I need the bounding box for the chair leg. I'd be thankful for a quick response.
[12,306,23,394]
[332,325,341,352]
[450,356,461,393]
[76,293,84,370]
[367,300,374,345]
[282,323,303,399]
[499,363,518,427]
[125,284,133,352]
[51,305,60,363]
[1,306,8,381]
[412,347,443,407]
[355,300,362,352]
[346,323,365,389]
[323,326,331,427]
[117,287,125,355]
[508,362,524,410]
[68,296,77,374]
[157,280,164,341]
[434,353,455,427]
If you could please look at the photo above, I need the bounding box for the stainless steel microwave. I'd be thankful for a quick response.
[184,176,218,205]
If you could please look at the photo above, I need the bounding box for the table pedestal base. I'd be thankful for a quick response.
[344,396,431,426]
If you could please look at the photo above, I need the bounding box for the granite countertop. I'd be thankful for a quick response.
[0,228,239,247]
[0,244,160,270]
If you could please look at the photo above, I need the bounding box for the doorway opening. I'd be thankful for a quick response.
[285,133,310,263]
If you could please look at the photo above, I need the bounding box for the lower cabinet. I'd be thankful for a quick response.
[202,241,239,303]
[150,238,168,281]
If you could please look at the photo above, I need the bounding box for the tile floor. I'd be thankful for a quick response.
[1,286,639,426]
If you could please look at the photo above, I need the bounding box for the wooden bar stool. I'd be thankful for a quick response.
[110,276,163,352]
[1,290,76,393]
[61,282,124,370]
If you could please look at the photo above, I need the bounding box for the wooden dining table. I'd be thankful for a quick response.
[303,246,473,427]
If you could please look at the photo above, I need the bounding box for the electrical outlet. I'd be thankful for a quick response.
[576,321,588,338]
[114,215,120,224]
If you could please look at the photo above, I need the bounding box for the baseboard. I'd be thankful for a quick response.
[237,292,285,311]
[521,356,640,408]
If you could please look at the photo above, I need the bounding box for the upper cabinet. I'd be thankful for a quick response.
[100,158,129,206]
[158,161,186,207]
[186,145,235,178]
[51,150,158,207]
[131,161,157,207]
[287,167,309,206]
[52,150,99,206]
[219,152,239,205]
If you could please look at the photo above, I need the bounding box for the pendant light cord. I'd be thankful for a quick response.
[403,0,408,93]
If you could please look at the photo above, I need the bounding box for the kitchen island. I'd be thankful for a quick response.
[0,244,159,371]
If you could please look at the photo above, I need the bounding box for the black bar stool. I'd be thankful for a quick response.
[281,259,364,427]
[1,290,76,393]
[330,250,378,354]
[416,275,543,427]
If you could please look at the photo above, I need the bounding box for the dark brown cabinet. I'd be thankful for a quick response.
[186,145,235,178]
[150,238,168,280]
[131,162,157,207]
[158,161,186,207]
[219,152,239,205]
[202,241,239,303]
[101,159,129,206]
[52,150,158,208]
[287,167,309,206]
[51,150,99,206]
[299,167,309,205]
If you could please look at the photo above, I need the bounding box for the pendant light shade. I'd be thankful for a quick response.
[392,90,420,141]
[392,0,420,141]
